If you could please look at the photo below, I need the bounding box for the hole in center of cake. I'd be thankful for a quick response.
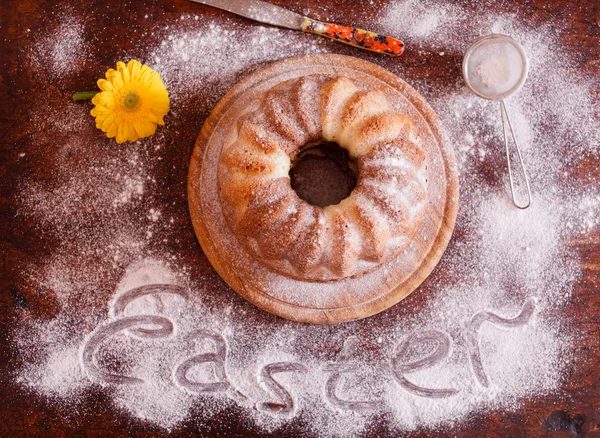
[289,141,357,208]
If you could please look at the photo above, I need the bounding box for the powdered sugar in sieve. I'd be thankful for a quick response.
[463,33,532,209]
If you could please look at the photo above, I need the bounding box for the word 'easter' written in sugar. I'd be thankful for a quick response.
[81,283,537,416]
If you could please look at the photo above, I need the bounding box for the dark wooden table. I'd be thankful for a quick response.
[1,0,599,436]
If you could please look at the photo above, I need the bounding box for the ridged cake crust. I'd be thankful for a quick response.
[218,75,429,282]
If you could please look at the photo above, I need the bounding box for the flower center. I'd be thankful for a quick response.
[123,93,140,111]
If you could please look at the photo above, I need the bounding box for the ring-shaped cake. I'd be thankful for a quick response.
[219,75,429,282]
[188,55,459,324]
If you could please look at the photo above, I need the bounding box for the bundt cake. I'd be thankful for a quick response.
[189,55,459,323]
[217,75,429,282]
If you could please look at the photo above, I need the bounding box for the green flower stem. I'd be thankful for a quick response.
[72,91,99,101]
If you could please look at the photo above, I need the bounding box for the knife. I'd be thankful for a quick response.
[189,0,405,56]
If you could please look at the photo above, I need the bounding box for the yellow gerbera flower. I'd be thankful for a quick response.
[90,60,169,144]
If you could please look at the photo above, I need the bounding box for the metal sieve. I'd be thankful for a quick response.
[462,32,532,209]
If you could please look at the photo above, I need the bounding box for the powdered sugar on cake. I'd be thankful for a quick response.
[216,74,430,282]
[11,2,600,436]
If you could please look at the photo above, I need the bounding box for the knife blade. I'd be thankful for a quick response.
[194,0,304,30]
[189,0,405,56]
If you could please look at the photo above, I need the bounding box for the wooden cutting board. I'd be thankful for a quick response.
[188,54,459,324]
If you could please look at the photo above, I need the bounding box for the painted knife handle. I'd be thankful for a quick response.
[301,17,404,56]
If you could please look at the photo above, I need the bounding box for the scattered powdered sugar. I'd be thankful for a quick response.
[379,0,463,45]
[29,12,90,79]
[573,193,600,233]
[16,324,89,400]
[147,22,328,111]
[20,145,147,227]
[11,2,600,436]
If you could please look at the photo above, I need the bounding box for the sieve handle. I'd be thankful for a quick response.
[499,100,532,209]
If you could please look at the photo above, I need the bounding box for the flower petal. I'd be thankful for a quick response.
[108,68,124,89]
[97,79,111,92]
[133,119,157,138]
[115,121,127,143]
[97,92,116,109]
[107,118,119,138]
[100,111,118,132]
[128,59,141,80]
[124,120,135,141]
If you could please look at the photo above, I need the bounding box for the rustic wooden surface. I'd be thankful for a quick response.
[1,0,599,436]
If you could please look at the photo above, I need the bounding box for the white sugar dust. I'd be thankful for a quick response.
[11,1,600,437]
[464,39,526,97]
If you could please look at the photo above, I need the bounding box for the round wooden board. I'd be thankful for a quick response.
[188,54,459,324]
